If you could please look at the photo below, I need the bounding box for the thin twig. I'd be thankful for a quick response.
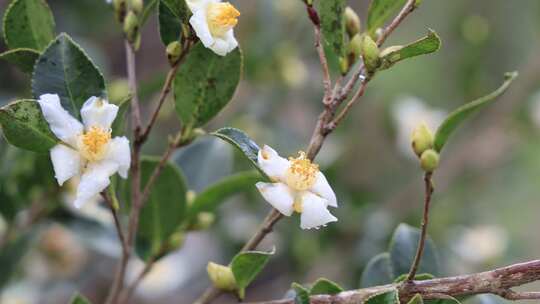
[406,172,433,281]
[305,4,332,102]
[101,192,128,251]
[246,259,540,304]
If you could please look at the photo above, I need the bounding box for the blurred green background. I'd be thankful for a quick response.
[1,0,540,303]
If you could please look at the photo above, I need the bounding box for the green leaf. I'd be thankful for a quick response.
[141,0,159,26]
[111,95,131,137]
[0,48,40,73]
[69,294,92,304]
[231,249,274,296]
[407,294,424,304]
[360,252,394,288]
[136,157,187,261]
[158,0,190,45]
[365,289,400,304]
[173,137,233,192]
[3,0,55,50]
[0,99,58,152]
[394,273,434,283]
[367,0,407,36]
[389,223,439,277]
[173,43,242,128]
[291,282,310,304]
[211,127,269,179]
[187,171,261,220]
[0,232,33,289]
[318,0,346,57]
[433,72,518,152]
[32,33,107,117]
[380,30,441,70]
[310,278,343,295]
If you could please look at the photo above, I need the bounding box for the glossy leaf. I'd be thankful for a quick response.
[389,223,439,277]
[0,99,58,152]
[187,171,261,219]
[291,282,310,304]
[111,95,131,137]
[173,137,233,192]
[0,48,40,73]
[173,43,242,128]
[211,127,269,179]
[32,33,107,117]
[319,0,346,57]
[365,289,400,304]
[0,232,33,289]
[141,0,159,26]
[310,278,344,295]
[380,30,441,70]
[433,72,518,152]
[69,294,91,304]
[367,0,407,35]
[360,252,394,288]
[3,0,55,50]
[231,249,274,297]
[136,157,187,261]
[158,0,190,45]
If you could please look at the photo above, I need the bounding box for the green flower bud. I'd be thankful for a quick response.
[113,0,127,23]
[166,41,183,65]
[361,35,380,73]
[186,190,196,207]
[348,34,363,60]
[167,231,186,250]
[411,123,434,157]
[190,212,215,230]
[344,7,361,38]
[339,56,350,75]
[420,149,439,172]
[123,11,140,44]
[129,0,143,15]
[207,262,237,291]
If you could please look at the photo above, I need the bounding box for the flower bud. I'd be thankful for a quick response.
[348,34,363,59]
[420,149,439,172]
[344,7,361,37]
[190,212,215,230]
[123,11,139,43]
[167,231,186,250]
[361,35,380,73]
[339,56,349,75]
[207,262,237,291]
[113,0,127,23]
[129,0,143,15]
[411,123,434,157]
[166,41,183,65]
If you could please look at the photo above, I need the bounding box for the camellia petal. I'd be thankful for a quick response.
[257,145,289,182]
[104,136,131,178]
[255,182,294,216]
[190,10,215,48]
[310,172,338,207]
[50,144,83,186]
[186,0,214,12]
[73,160,119,208]
[299,192,337,230]
[37,94,83,147]
[80,96,119,130]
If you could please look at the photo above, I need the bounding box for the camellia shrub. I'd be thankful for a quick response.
[0,0,537,304]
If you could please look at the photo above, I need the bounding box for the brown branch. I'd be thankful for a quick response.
[406,172,433,281]
[306,4,331,104]
[247,259,540,304]
[101,192,128,251]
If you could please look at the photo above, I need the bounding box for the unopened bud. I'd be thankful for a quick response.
[348,34,363,59]
[166,41,183,65]
[123,11,140,43]
[339,56,349,75]
[411,123,434,157]
[361,35,380,73]
[344,7,361,37]
[129,0,143,15]
[113,0,127,23]
[190,212,215,230]
[167,231,186,250]
[186,190,196,207]
[420,149,439,172]
[207,262,237,291]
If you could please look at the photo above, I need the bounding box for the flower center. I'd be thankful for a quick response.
[286,151,318,191]
[206,2,240,37]
[79,126,111,161]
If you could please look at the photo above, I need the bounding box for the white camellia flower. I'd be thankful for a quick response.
[255,145,338,230]
[186,0,240,56]
[38,94,130,208]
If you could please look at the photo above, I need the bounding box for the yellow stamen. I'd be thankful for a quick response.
[79,126,111,161]
[207,2,240,37]
[286,151,319,191]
